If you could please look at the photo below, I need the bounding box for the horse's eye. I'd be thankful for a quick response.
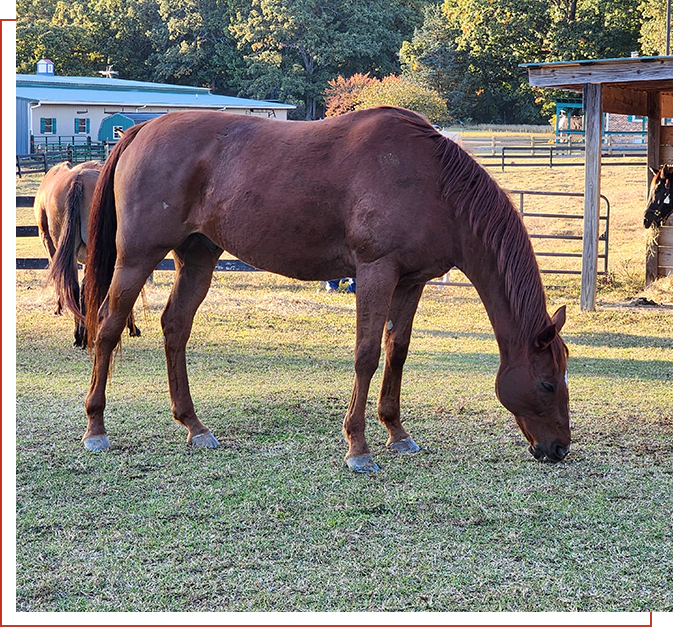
[540,382,555,393]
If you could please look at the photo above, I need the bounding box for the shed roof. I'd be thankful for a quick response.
[520,56,674,117]
[520,55,673,116]
[16,73,295,111]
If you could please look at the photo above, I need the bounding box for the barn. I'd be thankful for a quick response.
[522,55,673,310]
[16,60,295,154]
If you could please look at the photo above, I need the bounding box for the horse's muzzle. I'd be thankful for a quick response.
[529,442,569,463]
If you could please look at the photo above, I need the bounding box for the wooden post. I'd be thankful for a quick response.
[580,83,602,312]
[645,91,661,285]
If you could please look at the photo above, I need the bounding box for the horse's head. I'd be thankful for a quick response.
[495,306,570,463]
[644,165,673,228]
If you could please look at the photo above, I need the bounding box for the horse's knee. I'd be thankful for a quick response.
[354,342,381,379]
[385,339,410,372]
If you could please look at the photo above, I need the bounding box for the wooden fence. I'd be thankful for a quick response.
[16,144,110,177]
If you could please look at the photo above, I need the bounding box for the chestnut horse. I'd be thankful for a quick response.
[644,164,673,228]
[34,161,141,347]
[83,107,570,471]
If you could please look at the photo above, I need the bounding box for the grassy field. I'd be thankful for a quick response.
[13,158,673,612]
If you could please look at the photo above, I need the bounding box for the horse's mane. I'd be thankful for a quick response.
[387,108,566,363]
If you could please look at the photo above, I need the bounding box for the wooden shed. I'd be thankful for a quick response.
[521,55,673,310]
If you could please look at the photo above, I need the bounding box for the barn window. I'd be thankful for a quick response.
[74,118,90,134]
[112,125,125,140]
[40,118,56,134]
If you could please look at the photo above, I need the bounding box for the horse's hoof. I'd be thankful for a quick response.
[346,455,380,473]
[189,432,220,448]
[388,436,420,454]
[83,435,110,452]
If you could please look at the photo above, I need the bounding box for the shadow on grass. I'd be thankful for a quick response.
[567,331,672,350]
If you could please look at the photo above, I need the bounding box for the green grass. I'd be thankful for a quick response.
[15,270,672,612]
[13,160,672,612]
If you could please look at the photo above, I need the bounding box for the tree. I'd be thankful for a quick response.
[399,0,645,124]
[230,0,426,119]
[16,1,104,76]
[639,0,673,55]
[146,0,245,93]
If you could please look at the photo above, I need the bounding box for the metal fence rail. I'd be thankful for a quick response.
[431,189,609,286]
[477,145,647,171]
[16,191,610,280]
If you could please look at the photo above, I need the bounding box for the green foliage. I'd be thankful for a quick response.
[147,0,245,93]
[400,0,646,124]
[15,0,660,123]
[230,0,425,119]
[639,0,673,55]
[356,75,449,124]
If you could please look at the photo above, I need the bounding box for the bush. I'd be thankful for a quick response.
[324,74,449,125]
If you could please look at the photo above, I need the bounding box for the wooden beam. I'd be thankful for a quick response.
[662,92,673,119]
[581,83,602,312]
[601,85,648,116]
[526,58,673,88]
[646,92,662,285]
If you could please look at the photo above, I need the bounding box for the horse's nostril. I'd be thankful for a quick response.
[552,443,569,461]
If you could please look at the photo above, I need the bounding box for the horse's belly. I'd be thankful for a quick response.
[206,215,356,281]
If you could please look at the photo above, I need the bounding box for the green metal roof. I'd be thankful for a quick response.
[16,73,295,110]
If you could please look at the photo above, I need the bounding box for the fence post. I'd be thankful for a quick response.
[41,153,48,173]
[580,83,602,312]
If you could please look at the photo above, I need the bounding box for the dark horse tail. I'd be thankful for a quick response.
[47,174,84,321]
[84,124,146,346]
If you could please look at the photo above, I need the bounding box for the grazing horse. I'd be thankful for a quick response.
[644,165,673,228]
[83,107,570,470]
[34,161,141,347]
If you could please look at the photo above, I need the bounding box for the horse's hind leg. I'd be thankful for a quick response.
[126,311,141,337]
[343,261,399,472]
[83,258,163,451]
[161,235,221,447]
[378,282,425,454]
[73,278,86,348]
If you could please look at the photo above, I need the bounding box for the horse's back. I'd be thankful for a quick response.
[111,108,450,280]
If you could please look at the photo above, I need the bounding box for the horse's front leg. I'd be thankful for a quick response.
[378,282,425,454]
[161,236,221,447]
[343,261,399,472]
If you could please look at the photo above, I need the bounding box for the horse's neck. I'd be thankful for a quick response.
[454,234,539,363]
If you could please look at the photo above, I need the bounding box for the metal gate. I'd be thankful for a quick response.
[432,189,610,286]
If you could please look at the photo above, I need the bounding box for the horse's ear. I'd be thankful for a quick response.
[650,167,659,177]
[551,305,566,332]
[534,324,557,351]
[535,306,566,351]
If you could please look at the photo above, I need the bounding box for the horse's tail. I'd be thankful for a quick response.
[85,124,146,345]
[47,174,85,321]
